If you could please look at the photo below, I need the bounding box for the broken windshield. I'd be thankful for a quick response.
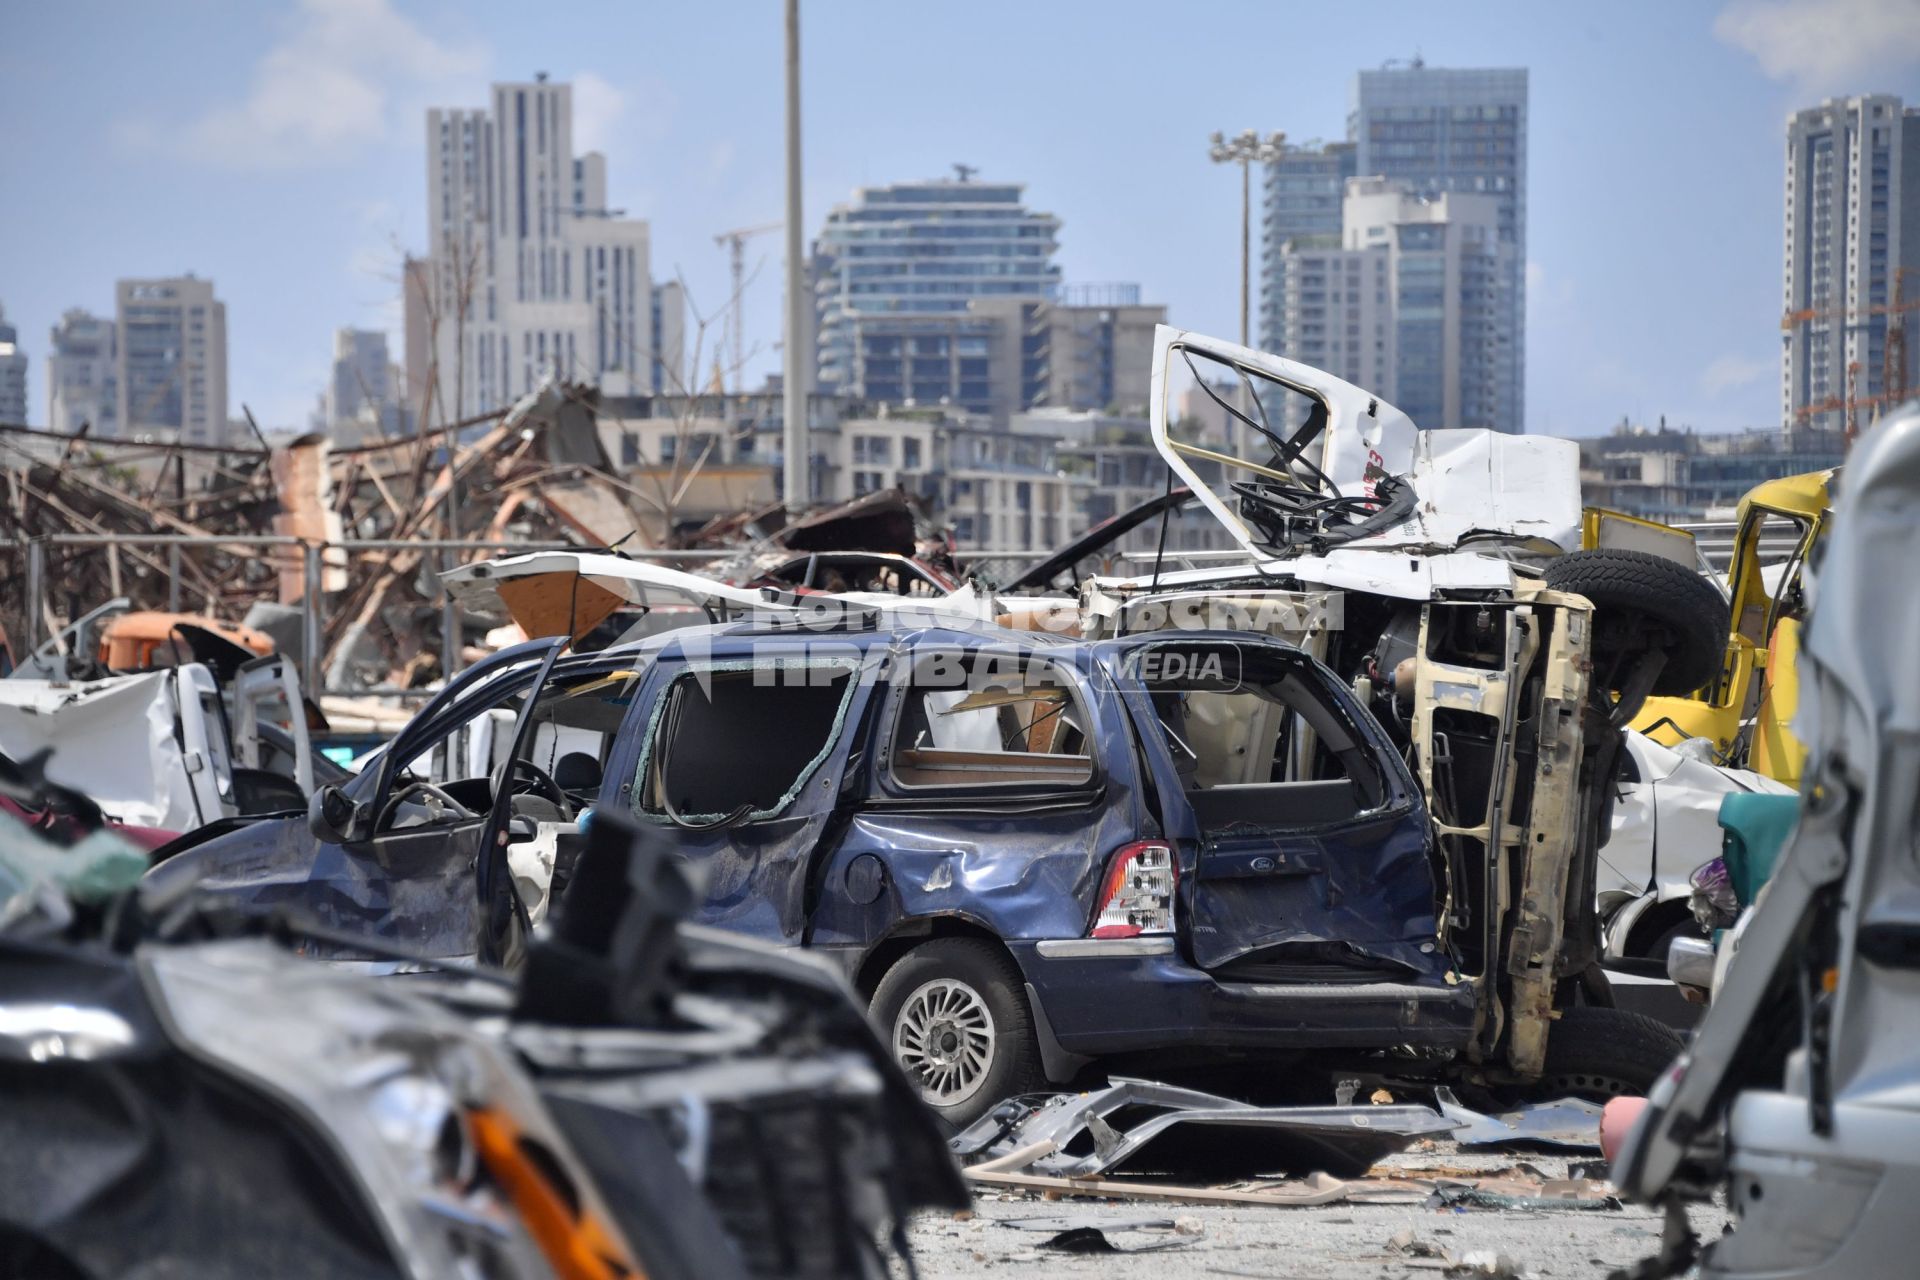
[1151,328,1422,560]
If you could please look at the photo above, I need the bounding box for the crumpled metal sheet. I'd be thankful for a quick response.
[1183,815,1447,977]
[0,670,203,831]
[143,813,486,960]
[951,1078,1461,1181]
[1434,1087,1604,1152]
[1597,730,1792,909]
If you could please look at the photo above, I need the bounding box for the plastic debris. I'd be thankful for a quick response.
[1427,1179,1622,1212]
[951,1077,1460,1181]
[1449,1249,1536,1278]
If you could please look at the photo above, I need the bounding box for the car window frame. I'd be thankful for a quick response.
[350,643,648,814]
[875,647,1106,801]
[1110,635,1419,834]
[627,653,866,826]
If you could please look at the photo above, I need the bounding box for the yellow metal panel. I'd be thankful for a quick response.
[1751,617,1807,788]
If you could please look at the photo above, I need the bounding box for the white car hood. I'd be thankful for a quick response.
[1598,730,1792,902]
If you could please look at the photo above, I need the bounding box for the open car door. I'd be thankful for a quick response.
[231,652,314,797]
[606,637,887,945]
[473,639,567,965]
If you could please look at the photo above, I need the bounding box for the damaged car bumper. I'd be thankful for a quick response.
[1009,937,1477,1058]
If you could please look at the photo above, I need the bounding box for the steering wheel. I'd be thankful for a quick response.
[493,757,569,814]
[377,780,478,831]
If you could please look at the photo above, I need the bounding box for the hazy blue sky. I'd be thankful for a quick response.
[3,0,1916,434]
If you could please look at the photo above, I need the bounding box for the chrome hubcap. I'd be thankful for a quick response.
[893,978,995,1105]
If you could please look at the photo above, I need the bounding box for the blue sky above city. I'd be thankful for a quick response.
[3,0,1917,434]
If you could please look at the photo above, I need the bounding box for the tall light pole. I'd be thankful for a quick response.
[782,0,808,511]
[1208,129,1285,350]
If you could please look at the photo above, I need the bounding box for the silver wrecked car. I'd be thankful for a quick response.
[1612,401,1920,1279]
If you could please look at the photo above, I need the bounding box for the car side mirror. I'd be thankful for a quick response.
[307,785,360,844]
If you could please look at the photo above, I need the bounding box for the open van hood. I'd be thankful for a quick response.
[1148,327,1582,561]
[444,552,782,642]
[444,550,992,644]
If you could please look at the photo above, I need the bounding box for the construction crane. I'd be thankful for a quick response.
[712,221,782,394]
[1782,267,1920,435]
[1886,266,1914,411]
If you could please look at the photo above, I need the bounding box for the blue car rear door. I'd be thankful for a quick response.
[603,634,886,944]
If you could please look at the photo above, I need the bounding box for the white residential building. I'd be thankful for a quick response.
[46,309,118,436]
[423,77,679,421]
[1270,179,1508,432]
[936,415,1091,553]
[116,276,228,445]
[1043,409,1238,558]
[838,416,937,498]
[1781,94,1919,431]
[651,281,687,394]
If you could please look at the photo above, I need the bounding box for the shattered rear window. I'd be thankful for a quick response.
[633,659,860,823]
[1127,641,1391,830]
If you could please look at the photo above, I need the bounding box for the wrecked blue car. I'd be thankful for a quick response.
[151,615,1678,1126]
[607,622,1453,1119]
[676,622,1483,1122]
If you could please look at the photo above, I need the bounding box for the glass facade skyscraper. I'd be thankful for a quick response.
[811,179,1061,409]
[1258,142,1357,354]
[1350,63,1527,434]
[1271,179,1507,433]
[0,305,26,427]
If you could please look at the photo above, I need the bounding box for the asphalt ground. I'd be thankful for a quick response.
[903,1146,1729,1279]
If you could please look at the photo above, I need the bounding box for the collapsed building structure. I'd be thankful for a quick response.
[0,383,834,694]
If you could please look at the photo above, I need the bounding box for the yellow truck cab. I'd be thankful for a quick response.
[1629,469,1834,788]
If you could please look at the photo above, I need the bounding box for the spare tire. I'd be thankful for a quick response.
[1545,548,1729,696]
[1535,1006,1685,1099]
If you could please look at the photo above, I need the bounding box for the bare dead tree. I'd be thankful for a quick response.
[605,263,769,543]
[396,219,488,536]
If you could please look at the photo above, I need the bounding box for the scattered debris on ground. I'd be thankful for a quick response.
[950,1079,1461,1181]
[908,1141,1731,1278]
